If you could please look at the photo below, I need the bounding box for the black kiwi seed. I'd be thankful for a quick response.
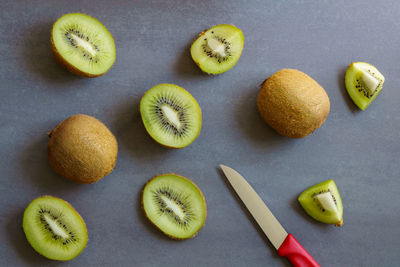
[201,36,232,62]
[142,174,207,239]
[154,97,188,137]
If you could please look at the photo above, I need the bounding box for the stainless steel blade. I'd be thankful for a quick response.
[220,164,288,249]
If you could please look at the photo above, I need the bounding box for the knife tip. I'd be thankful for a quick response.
[219,164,229,171]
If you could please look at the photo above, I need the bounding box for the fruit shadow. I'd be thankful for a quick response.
[21,20,87,86]
[216,167,291,266]
[134,185,176,242]
[18,130,83,193]
[173,37,208,78]
[234,85,294,149]
[337,67,359,114]
[5,209,56,265]
[111,96,172,165]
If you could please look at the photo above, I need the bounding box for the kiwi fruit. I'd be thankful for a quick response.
[257,69,330,138]
[48,114,118,184]
[345,62,385,110]
[142,173,207,239]
[23,196,88,261]
[190,24,244,74]
[51,13,116,77]
[298,180,343,226]
[140,83,202,149]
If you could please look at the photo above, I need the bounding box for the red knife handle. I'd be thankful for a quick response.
[277,234,320,267]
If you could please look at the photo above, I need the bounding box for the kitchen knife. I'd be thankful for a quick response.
[220,164,320,267]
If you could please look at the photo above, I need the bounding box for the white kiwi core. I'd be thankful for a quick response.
[161,105,182,130]
[160,195,186,220]
[315,192,337,213]
[43,214,69,239]
[354,65,380,94]
[70,33,97,57]
[207,38,226,57]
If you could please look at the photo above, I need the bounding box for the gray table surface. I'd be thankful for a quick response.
[1,0,400,266]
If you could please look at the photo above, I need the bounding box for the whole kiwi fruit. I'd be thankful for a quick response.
[257,69,330,138]
[48,114,118,184]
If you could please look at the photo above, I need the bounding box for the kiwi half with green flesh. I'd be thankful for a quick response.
[298,180,343,226]
[345,62,385,110]
[51,13,116,77]
[190,24,244,74]
[48,114,118,184]
[142,173,207,239]
[140,84,202,149]
[23,196,88,261]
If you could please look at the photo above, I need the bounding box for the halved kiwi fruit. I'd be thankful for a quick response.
[142,173,207,239]
[190,24,244,74]
[140,84,202,149]
[298,180,343,226]
[23,196,88,261]
[51,13,116,77]
[345,62,385,110]
[48,114,118,184]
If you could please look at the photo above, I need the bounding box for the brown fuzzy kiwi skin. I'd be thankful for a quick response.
[141,173,207,240]
[257,69,330,138]
[23,195,88,261]
[191,30,208,74]
[48,114,118,184]
[50,15,115,78]
[335,218,343,227]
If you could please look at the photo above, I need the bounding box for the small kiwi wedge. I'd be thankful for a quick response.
[48,114,118,184]
[140,84,202,149]
[190,24,244,74]
[23,196,88,261]
[298,180,343,226]
[51,13,116,77]
[345,62,385,110]
[142,173,207,239]
[257,69,330,138]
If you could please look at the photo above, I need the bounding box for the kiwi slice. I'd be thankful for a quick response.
[48,114,118,184]
[23,196,88,261]
[298,180,343,226]
[142,173,207,239]
[51,13,116,77]
[190,24,244,74]
[345,62,385,110]
[140,84,202,149]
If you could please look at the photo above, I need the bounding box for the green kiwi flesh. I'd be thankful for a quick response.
[345,62,385,110]
[190,24,244,74]
[23,196,88,261]
[142,173,207,239]
[51,13,116,77]
[298,180,343,226]
[140,84,202,149]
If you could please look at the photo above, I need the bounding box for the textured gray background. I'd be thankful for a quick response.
[1,0,399,266]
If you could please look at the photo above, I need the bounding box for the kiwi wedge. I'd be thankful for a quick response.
[298,180,343,226]
[257,69,330,138]
[48,114,118,184]
[51,13,116,77]
[190,24,244,74]
[142,173,207,239]
[23,196,88,261]
[345,62,385,110]
[140,84,202,149]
